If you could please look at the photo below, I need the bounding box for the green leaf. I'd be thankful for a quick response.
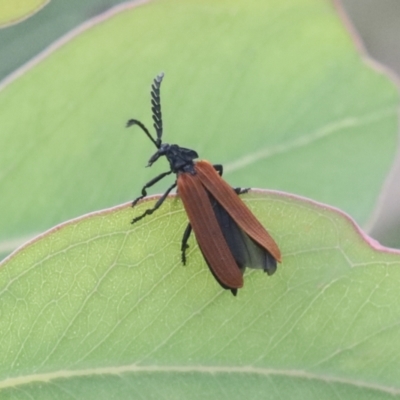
[1,191,400,398]
[0,0,398,260]
[0,0,125,80]
[0,0,49,28]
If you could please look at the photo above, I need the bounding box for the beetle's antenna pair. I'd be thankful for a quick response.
[126,72,164,149]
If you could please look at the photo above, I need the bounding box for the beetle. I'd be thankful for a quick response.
[127,73,281,295]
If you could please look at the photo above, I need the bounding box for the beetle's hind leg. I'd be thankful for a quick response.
[213,164,249,195]
[181,223,192,265]
[234,187,250,195]
[213,164,223,176]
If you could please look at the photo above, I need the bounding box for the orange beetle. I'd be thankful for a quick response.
[128,73,281,295]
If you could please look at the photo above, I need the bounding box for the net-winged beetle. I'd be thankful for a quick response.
[127,73,281,295]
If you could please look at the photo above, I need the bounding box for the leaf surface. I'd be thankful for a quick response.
[1,192,400,398]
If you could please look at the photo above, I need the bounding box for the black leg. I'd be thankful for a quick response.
[213,164,248,196]
[213,164,223,176]
[132,181,177,224]
[181,223,192,265]
[234,187,250,195]
[132,170,173,207]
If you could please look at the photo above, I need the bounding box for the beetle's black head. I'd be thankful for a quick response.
[127,73,198,173]
[148,143,198,173]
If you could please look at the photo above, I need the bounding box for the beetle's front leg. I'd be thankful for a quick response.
[132,170,173,207]
[132,181,177,224]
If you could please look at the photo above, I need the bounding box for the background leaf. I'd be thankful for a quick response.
[1,191,400,398]
[0,0,125,79]
[0,0,50,28]
[0,0,398,261]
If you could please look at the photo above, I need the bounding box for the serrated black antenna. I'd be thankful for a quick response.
[151,72,164,145]
[126,73,165,149]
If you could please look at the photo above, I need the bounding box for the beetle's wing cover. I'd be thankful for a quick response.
[177,172,243,291]
[208,193,277,275]
[195,160,281,263]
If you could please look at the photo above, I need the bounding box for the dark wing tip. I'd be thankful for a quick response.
[263,254,278,275]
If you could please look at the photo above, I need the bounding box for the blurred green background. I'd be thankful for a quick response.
[340,0,400,247]
[1,0,399,247]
